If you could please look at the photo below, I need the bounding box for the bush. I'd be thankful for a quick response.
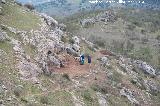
[15,1,22,6]
[141,36,148,44]
[81,90,93,102]
[156,35,160,41]
[62,73,70,81]
[91,84,108,94]
[89,36,106,47]
[24,4,35,10]
[127,24,136,30]
[13,86,23,97]
[111,40,124,53]
[126,40,134,52]
[61,36,68,43]
[69,38,75,44]
[40,96,48,104]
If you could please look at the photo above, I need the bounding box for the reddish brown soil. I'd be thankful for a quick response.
[48,50,105,78]
[55,55,92,77]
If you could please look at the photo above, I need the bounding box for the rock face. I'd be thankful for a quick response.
[80,18,95,27]
[120,87,139,105]
[144,80,160,95]
[40,13,58,28]
[17,60,42,80]
[96,92,108,106]
[80,10,117,27]
[0,30,9,41]
[100,56,109,66]
[66,46,80,57]
[0,6,2,15]
[72,44,80,53]
[72,36,80,45]
[58,23,66,31]
[97,11,116,22]
[136,61,156,76]
[0,0,6,4]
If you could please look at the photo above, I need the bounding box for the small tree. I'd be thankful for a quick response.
[24,3,35,10]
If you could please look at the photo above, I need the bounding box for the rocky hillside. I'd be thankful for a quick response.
[0,0,160,106]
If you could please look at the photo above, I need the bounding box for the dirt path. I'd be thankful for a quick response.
[50,50,109,78]
[54,54,96,78]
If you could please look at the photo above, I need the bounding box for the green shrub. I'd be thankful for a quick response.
[156,35,160,41]
[13,86,23,97]
[21,97,28,103]
[81,90,93,102]
[69,38,75,44]
[40,96,48,104]
[91,84,108,94]
[127,24,136,30]
[61,36,68,43]
[62,73,70,81]
[24,4,35,10]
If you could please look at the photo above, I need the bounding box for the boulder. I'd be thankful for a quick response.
[66,47,79,57]
[72,44,80,52]
[80,18,95,27]
[40,13,58,27]
[17,60,42,79]
[144,80,160,95]
[48,56,61,68]
[100,56,109,66]
[138,61,156,76]
[96,92,108,106]
[58,23,66,31]
[1,0,6,4]
[0,7,2,15]
[0,31,9,42]
[120,87,139,105]
[0,85,4,95]
[72,36,80,45]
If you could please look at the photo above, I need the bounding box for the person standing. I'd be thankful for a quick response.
[80,54,85,65]
[88,55,91,67]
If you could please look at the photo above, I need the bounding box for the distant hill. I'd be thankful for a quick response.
[17,0,160,17]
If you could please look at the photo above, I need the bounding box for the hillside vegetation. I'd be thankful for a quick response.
[0,0,160,106]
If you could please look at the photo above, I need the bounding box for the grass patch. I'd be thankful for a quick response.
[0,41,13,53]
[108,94,130,106]
[78,89,99,106]
[0,3,41,31]
[129,47,152,62]
[44,90,74,106]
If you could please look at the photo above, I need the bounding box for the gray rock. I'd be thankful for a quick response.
[96,92,108,106]
[40,13,58,27]
[7,27,17,34]
[58,23,66,31]
[72,36,80,45]
[66,47,79,57]
[0,100,3,104]
[0,31,9,42]
[144,80,160,95]
[17,60,42,79]
[49,56,61,68]
[72,44,80,53]
[80,18,95,27]
[138,61,156,76]
[0,86,4,95]
[0,7,2,15]
[120,87,139,105]
[1,0,6,4]
[100,56,109,66]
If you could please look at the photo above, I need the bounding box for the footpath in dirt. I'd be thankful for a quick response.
[50,50,112,78]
